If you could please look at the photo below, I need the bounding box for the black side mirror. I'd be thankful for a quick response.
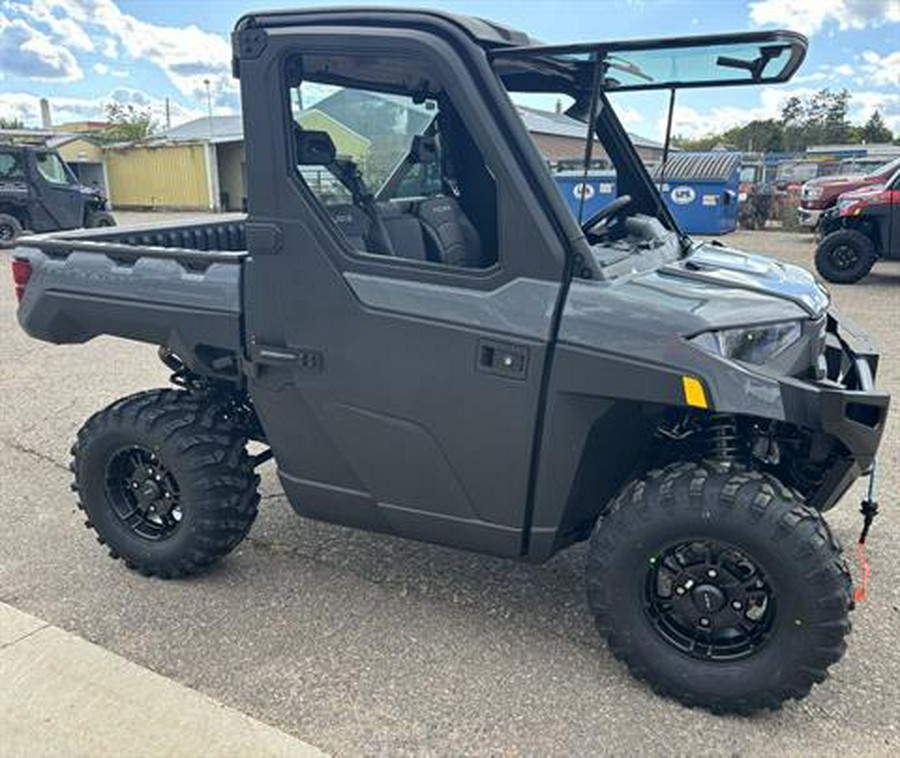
[295,129,336,165]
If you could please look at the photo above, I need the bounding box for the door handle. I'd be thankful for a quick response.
[250,340,323,373]
[477,339,528,379]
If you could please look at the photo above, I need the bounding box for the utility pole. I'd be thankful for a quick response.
[202,79,219,212]
[165,97,171,131]
[204,79,214,139]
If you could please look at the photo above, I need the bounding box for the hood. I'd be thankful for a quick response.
[560,241,827,356]
[660,242,829,317]
[838,183,886,202]
[805,173,864,188]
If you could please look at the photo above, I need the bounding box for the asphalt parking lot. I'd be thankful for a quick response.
[1,218,898,755]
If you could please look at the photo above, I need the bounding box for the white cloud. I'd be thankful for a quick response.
[0,12,82,80]
[860,50,900,86]
[33,1,235,105]
[749,0,900,36]
[92,60,128,78]
[0,88,201,128]
[2,1,236,107]
[615,103,643,126]
[666,85,900,140]
[6,0,94,51]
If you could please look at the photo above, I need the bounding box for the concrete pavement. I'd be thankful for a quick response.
[0,603,325,757]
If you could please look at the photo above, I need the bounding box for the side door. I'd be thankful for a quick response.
[237,27,570,557]
[30,151,84,231]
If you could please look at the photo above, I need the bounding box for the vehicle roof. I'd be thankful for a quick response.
[236,6,536,48]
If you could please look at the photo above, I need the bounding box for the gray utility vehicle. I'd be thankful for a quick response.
[0,143,114,242]
[9,9,890,714]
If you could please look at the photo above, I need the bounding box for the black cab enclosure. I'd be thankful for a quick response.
[0,143,113,242]
[8,8,890,715]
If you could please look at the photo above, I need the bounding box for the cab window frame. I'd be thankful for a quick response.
[279,45,502,278]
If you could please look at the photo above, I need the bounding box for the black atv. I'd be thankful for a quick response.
[8,9,890,715]
[0,143,114,243]
[815,174,900,283]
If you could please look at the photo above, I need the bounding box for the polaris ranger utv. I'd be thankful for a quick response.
[0,143,114,243]
[8,9,890,714]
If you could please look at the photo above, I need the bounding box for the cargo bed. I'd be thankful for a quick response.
[10,216,248,381]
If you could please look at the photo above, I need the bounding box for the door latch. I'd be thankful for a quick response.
[250,339,322,373]
[477,339,528,379]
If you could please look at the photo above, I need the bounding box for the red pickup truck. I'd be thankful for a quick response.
[799,156,900,228]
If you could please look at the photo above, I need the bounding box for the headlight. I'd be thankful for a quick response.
[803,185,823,200]
[690,321,802,365]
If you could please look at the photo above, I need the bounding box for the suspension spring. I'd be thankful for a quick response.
[706,414,741,462]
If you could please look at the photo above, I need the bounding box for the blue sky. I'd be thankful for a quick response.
[1,0,898,140]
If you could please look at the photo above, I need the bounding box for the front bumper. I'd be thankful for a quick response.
[797,206,824,227]
[779,313,889,510]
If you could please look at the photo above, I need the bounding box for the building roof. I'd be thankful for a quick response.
[515,105,663,150]
[650,151,741,182]
[806,143,900,156]
[158,115,244,144]
[152,104,663,154]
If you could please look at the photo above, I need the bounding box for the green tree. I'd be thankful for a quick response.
[860,111,894,143]
[102,102,157,142]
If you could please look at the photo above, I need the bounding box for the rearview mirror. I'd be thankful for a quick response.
[295,129,336,166]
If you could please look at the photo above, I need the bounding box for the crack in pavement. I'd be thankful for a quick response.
[1,437,69,472]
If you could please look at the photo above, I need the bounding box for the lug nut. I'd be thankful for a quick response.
[732,600,743,610]
[699,617,710,627]
[707,569,717,579]
[675,586,686,596]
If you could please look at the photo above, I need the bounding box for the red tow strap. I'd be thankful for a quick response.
[853,466,879,604]
[854,541,871,603]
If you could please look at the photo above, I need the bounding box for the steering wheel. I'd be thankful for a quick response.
[581,194,633,234]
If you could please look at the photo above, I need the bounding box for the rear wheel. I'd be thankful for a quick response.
[71,389,259,578]
[0,213,23,243]
[86,210,116,228]
[815,229,876,283]
[587,462,850,714]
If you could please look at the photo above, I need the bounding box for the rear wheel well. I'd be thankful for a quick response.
[0,204,27,228]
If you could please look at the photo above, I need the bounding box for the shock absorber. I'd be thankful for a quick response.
[706,414,741,462]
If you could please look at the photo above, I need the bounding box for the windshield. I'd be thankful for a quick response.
[869,156,900,179]
[492,31,807,93]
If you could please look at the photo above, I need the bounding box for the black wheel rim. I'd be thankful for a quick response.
[830,243,859,271]
[0,222,16,242]
[644,540,776,661]
[105,446,182,540]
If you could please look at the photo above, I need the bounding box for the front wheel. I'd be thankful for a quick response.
[86,210,116,228]
[815,229,876,283]
[71,389,260,578]
[587,462,850,714]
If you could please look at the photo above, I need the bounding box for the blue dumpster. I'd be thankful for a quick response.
[552,151,741,235]
[651,152,741,234]
[553,170,617,222]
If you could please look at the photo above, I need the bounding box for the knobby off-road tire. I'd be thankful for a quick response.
[815,229,876,284]
[71,389,260,578]
[0,212,23,243]
[587,461,850,714]
[85,210,116,228]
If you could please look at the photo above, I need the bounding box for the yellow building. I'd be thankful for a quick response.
[50,135,108,195]
[102,111,370,211]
